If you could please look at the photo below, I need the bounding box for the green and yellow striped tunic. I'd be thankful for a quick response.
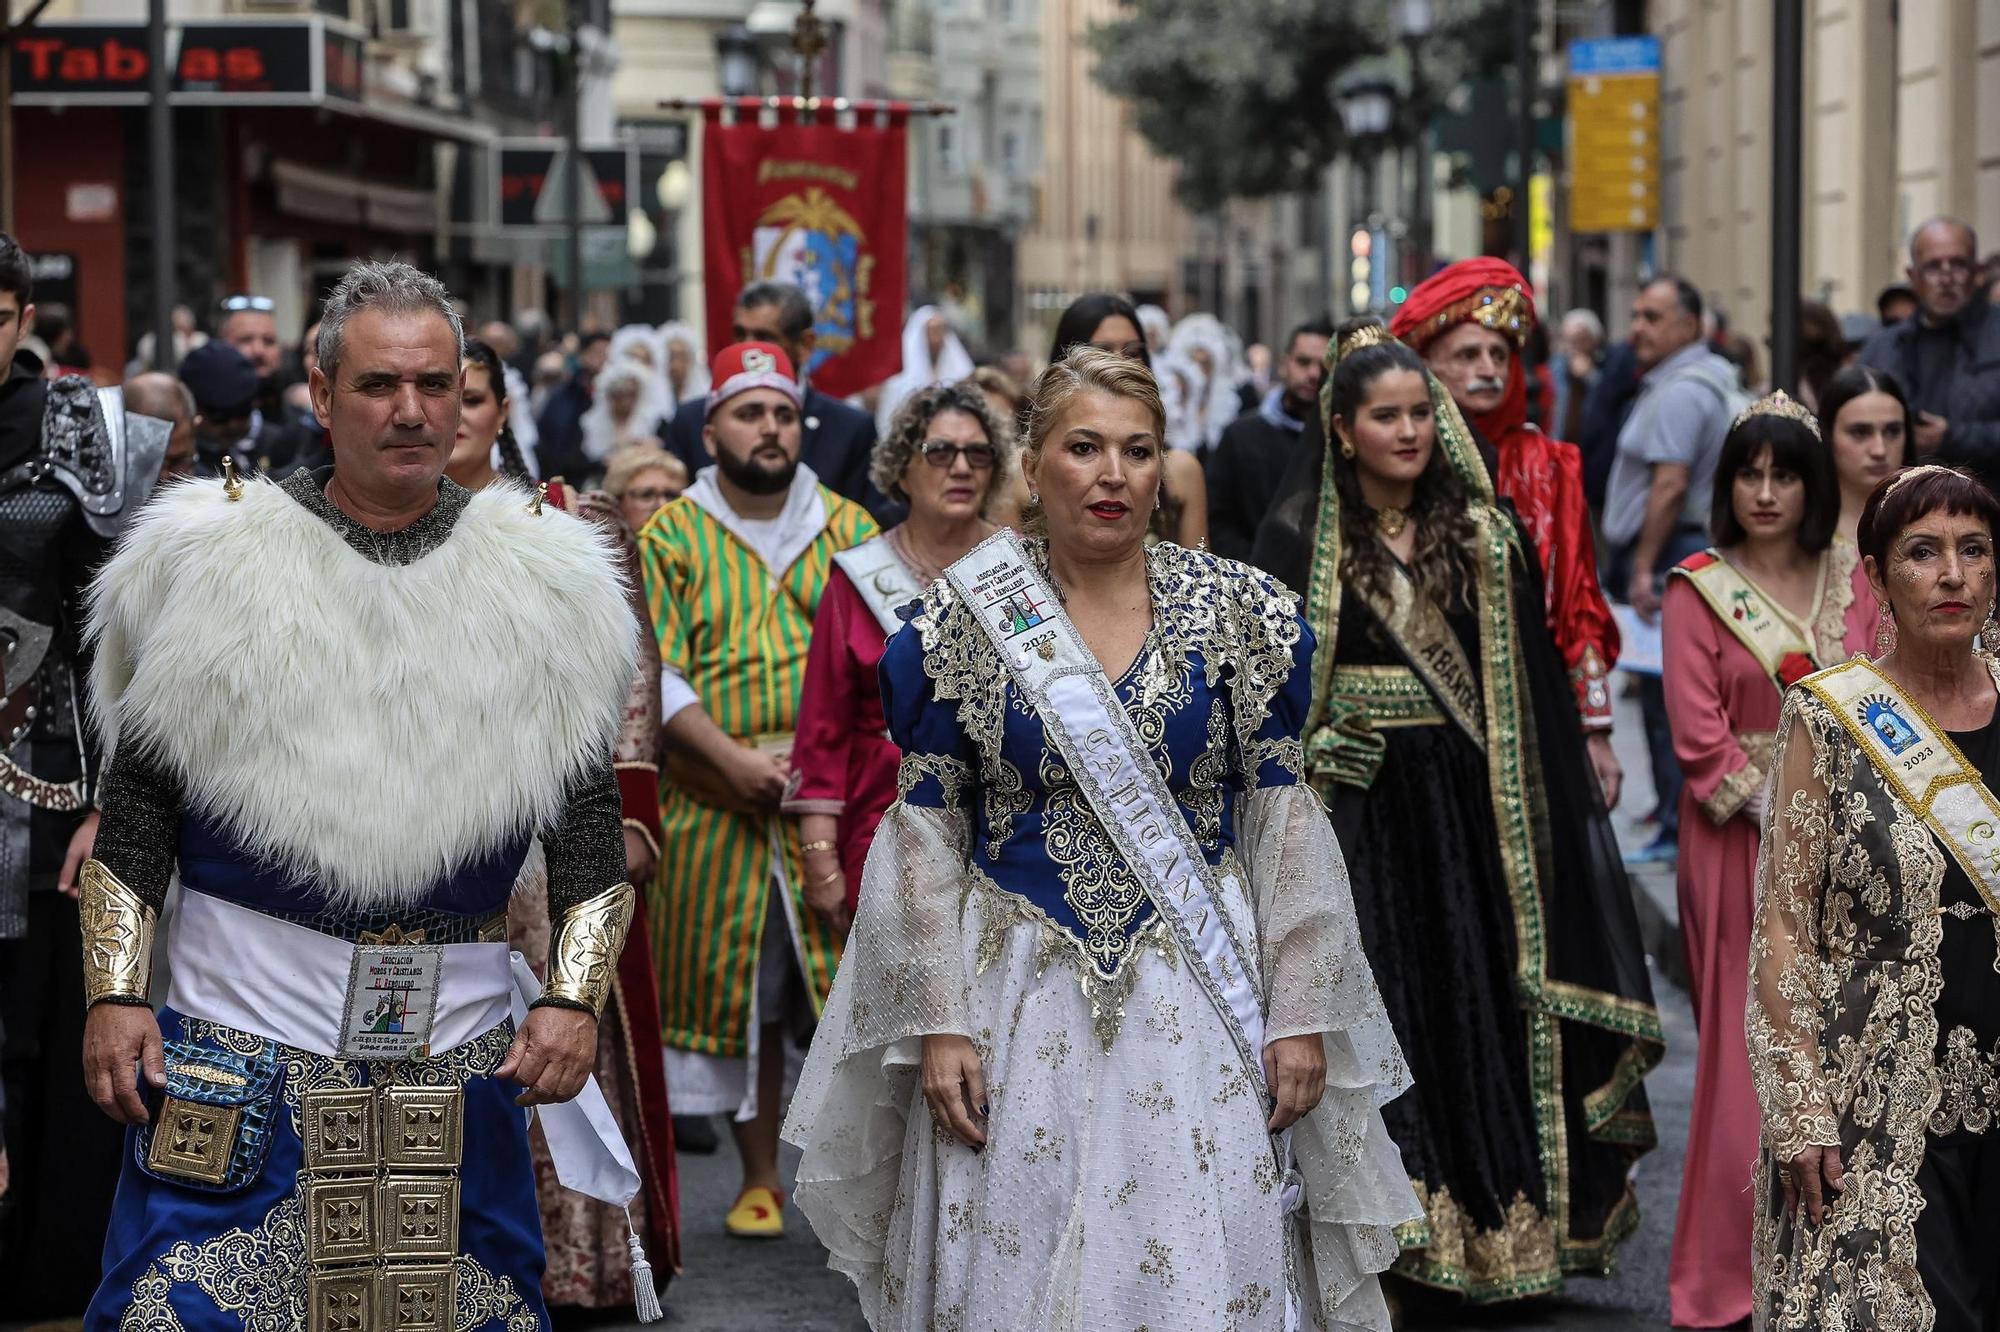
[638,487,877,1057]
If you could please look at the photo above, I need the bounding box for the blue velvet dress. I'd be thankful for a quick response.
[884,552,1312,1008]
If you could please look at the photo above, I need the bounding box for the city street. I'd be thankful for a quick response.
[593,675,1695,1332]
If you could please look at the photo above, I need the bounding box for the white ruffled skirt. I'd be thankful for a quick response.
[784,804,1417,1331]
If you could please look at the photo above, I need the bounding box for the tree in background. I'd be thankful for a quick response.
[1090,0,1509,214]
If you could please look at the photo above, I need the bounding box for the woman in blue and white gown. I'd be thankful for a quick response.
[784,346,1418,1331]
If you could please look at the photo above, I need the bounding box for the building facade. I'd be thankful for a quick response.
[1651,0,2000,350]
[888,0,1040,355]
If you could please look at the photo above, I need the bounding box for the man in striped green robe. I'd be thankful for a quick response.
[636,341,877,1236]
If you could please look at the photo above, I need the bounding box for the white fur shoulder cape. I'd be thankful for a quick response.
[87,475,637,910]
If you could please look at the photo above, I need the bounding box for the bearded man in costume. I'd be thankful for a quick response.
[638,342,875,1239]
[1391,259,1624,806]
[77,261,644,1329]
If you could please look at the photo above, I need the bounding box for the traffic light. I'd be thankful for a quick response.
[1348,227,1372,312]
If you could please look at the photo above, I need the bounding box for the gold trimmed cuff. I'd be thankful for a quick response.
[79,859,155,1008]
[541,881,635,1018]
[1571,646,1614,732]
[1701,760,1766,826]
[620,817,661,861]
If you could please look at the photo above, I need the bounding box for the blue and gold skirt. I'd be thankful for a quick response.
[87,1006,548,1331]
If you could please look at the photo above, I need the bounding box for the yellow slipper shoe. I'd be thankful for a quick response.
[725,1185,786,1238]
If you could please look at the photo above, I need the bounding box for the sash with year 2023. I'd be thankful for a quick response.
[1674,552,1822,695]
[832,533,927,636]
[945,532,1307,1315]
[1805,658,2000,916]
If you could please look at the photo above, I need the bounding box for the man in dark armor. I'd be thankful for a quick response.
[0,232,170,1314]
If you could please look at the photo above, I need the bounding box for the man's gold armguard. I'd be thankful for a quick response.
[542,881,634,1017]
[79,859,155,1007]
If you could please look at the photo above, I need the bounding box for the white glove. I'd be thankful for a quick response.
[1741,785,1768,827]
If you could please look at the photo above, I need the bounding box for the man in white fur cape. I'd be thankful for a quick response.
[72,260,643,1330]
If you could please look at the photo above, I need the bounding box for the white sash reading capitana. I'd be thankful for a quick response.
[1805,658,2000,916]
[833,532,927,636]
[944,529,1305,1329]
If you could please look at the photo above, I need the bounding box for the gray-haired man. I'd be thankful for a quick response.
[78,260,645,1324]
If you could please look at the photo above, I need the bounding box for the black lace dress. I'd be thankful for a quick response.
[1918,713,2000,1331]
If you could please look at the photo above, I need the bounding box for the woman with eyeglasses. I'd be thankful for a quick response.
[603,445,689,537]
[785,383,1011,933]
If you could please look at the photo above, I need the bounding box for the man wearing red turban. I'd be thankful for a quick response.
[1391,259,1623,805]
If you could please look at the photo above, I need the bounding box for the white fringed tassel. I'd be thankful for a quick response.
[626,1205,663,1323]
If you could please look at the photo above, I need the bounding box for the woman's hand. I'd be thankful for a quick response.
[1585,733,1623,809]
[1264,1033,1326,1132]
[920,1033,987,1148]
[802,852,851,935]
[623,826,657,889]
[1780,1144,1846,1226]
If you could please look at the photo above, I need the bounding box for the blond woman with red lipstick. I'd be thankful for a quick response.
[1659,392,1846,1326]
[784,346,1416,1329]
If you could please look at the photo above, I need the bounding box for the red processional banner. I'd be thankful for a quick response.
[701,101,910,399]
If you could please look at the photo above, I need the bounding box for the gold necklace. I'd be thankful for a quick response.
[1375,506,1408,538]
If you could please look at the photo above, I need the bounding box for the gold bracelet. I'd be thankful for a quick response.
[799,839,839,854]
[812,869,842,886]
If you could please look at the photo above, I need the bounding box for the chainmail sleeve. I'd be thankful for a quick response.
[90,742,183,914]
[78,741,182,1007]
[1746,690,1843,1161]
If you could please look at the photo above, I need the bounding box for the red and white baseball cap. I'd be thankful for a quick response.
[706,341,802,419]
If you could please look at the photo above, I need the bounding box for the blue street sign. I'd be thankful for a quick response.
[1569,36,1662,77]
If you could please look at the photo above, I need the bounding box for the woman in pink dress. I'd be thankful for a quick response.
[1820,363,1911,656]
[1661,392,1849,1327]
[785,382,1011,932]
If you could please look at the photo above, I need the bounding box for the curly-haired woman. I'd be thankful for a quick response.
[1254,321,1663,1306]
[785,382,1011,933]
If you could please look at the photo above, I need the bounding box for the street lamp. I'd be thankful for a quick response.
[656,160,693,212]
[1337,80,1397,142]
[1393,0,1434,282]
[1336,77,1398,314]
[716,26,760,98]
[1391,0,1432,41]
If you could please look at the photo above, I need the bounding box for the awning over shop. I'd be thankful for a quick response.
[271,159,438,234]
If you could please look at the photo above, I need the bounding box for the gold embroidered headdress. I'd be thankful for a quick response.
[1336,322,1398,360]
